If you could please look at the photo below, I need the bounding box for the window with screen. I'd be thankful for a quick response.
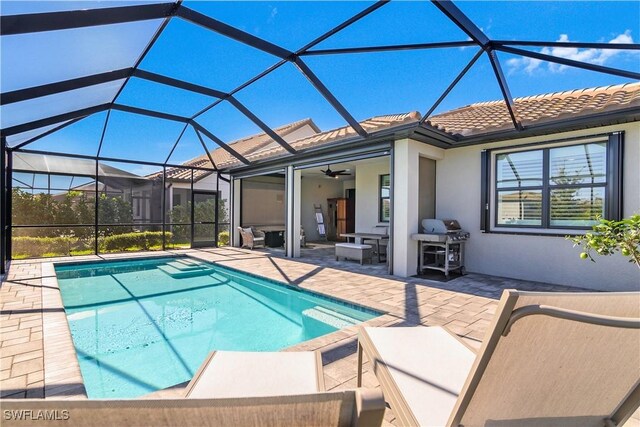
[490,135,621,231]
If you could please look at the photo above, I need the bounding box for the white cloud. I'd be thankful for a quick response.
[506,30,635,75]
[267,5,278,23]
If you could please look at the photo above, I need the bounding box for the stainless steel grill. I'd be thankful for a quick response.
[411,219,470,277]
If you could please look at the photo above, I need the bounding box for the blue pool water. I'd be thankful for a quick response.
[55,257,379,398]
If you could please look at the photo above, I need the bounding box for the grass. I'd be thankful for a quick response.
[12,243,193,259]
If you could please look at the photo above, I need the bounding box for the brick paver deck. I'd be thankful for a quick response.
[1,247,637,426]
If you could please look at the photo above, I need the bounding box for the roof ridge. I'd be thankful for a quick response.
[175,117,320,168]
[430,82,640,117]
[361,111,422,122]
[512,81,640,102]
[228,117,317,145]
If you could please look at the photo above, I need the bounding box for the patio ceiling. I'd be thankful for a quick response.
[1,0,639,171]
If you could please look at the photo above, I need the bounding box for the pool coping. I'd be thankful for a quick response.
[41,262,87,399]
[42,252,400,399]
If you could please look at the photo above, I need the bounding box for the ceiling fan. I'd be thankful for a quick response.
[321,165,351,178]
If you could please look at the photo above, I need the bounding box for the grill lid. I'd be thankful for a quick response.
[422,219,462,234]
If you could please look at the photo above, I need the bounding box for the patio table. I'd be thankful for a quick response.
[340,233,389,263]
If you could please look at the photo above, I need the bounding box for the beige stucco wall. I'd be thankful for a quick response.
[343,179,355,193]
[300,177,343,241]
[419,157,436,221]
[435,122,640,291]
[354,158,390,233]
[392,139,446,277]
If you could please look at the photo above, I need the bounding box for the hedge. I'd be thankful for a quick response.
[13,231,175,258]
[12,236,92,258]
[101,231,172,252]
[12,230,234,258]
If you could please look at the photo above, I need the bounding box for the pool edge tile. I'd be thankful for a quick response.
[41,262,87,400]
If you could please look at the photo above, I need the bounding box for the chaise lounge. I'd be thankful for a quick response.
[3,350,386,427]
[357,289,640,427]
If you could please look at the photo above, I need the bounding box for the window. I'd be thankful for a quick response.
[487,134,623,231]
[379,174,390,222]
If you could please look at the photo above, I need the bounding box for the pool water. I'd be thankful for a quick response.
[55,257,379,398]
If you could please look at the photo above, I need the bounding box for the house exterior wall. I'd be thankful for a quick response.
[343,179,355,194]
[170,172,226,217]
[419,157,436,221]
[300,177,343,241]
[392,139,445,277]
[435,122,640,291]
[354,158,390,233]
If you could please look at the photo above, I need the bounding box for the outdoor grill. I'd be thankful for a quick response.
[420,219,470,242]
[411,219,470,277]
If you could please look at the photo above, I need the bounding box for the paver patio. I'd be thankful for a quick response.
[1,247,638,426]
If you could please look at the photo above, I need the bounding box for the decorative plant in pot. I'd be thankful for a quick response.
[570,214,640,269]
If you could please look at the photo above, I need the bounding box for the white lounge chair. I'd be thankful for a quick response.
[185,350,325,398]
[4,350,386,427]
[357,289,640,427]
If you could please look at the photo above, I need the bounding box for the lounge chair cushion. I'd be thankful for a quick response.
[363,327,475,426]
[186,351,322,399]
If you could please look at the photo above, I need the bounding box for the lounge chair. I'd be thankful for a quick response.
[3,350,386,426]
[2,391,385,426]
[357,289,640,427]
[238,226,265,250]
[185,350,325,398]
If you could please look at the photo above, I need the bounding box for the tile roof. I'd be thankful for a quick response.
[151,118,320,181]
[233,112,421,166]
[158,82,639,175]
[425,82,640,137]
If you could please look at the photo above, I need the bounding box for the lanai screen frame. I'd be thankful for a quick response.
[1,0,638,272]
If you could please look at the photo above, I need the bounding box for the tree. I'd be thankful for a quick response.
[97,193,134,236]
[570,215,640,269]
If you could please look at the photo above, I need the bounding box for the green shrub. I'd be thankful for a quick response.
[218,230,230,246]
[12,236,92,258]
[100,231,173,252]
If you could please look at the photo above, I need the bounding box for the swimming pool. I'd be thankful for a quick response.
[55,256,380,398]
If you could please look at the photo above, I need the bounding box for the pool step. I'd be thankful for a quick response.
[301,306,359,330]
[166,259,209,271]
[157,261,216,278]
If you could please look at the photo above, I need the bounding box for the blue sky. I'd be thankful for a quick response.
[1,1,638,173]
